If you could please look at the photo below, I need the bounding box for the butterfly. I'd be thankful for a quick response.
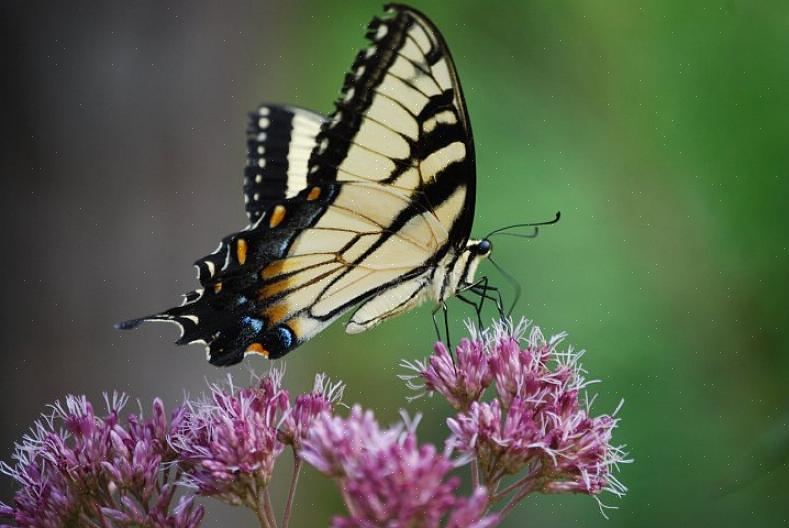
[118,4,510,366]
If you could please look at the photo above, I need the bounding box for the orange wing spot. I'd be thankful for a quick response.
[263,303,289,326]
[213,281,223,294]
[245,342,269,358]
[261,261,285,280]
[269,205,286,228]
[307,186,321,201]
[259,277,291,299]
[236,238,248,265]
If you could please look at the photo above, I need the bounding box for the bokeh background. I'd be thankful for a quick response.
[2,1,788,526]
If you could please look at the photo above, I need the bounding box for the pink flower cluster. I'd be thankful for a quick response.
[170,369,342,526]
[1,318,628,527]
[404,318,629,515]
[169,372,289,505]
[301,407,498,528]
[0,394,203,528]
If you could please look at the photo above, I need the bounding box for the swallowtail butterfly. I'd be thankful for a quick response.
[119,4,503,365]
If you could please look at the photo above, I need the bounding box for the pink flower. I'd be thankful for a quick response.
[401,335,492,410]
[170,370,289,506]
[446,488,500,528]
[281,373,344,452]
[444,318,628,502]
[299,405,394,478]
[0,394,202,528]
[448,397,545,483]
[302,407,498,528]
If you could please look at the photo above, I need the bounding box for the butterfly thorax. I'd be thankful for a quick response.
[432,239,491,303]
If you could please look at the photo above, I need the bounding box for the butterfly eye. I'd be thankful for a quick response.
[477,239,492,255]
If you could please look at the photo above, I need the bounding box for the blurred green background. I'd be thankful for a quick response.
[2,1,787,526]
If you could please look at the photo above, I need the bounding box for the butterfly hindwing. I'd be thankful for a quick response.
[244,105,324,223]
[345,275,430,334]
[120,184,336,365]
[120,180,448,365]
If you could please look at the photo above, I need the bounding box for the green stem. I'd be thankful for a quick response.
[471,459,480,489]
[251,480,272,528]
[282,455,302,528]
[255,505,273,528]
[263,487,279,528]
[498,481,536,520]
[492,473,535,503]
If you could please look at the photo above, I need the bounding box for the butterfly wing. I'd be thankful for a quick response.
[119,180,448,365]
[308,4,478,331]
[118,5,476,364]
[244,105,324,223]
[309,4,476,249]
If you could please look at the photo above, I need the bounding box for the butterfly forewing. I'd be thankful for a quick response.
[308,5,476,242]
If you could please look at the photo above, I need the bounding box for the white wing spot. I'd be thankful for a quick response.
[365,46,376,59]
[255,174,263,184]
[257,158,266,168]
[257,145,265,155]
[355,64,366,78]
[318,138,329,154]
[254,192,260,201]
[258,117,270,128]
[375,24,388,40]
[259,107,270,116]
[331,112,343,127]
[257,132,267,141]
[344,87,355,103]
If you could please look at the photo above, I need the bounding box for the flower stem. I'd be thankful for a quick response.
[492,474,534,503]
[255,506,273,528]
[498,481,536,520]
[282,455,302,528]
[471,459,480,489]
[263,487,279,528]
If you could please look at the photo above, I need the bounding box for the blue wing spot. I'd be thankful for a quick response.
[242,316,264,333]
[276,325,294,349]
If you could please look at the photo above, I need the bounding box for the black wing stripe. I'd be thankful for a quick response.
[244,105,324,223]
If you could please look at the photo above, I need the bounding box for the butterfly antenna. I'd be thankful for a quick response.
[486,211,561,239]
[489,256,521,317]
[494,227,540,239]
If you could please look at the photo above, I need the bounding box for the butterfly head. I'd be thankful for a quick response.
[473,238,492,257]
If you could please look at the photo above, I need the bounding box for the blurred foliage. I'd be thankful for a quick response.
[258,1,789,526]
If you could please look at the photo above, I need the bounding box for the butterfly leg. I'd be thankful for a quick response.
[463,276,505,320]
[477,276,506,318]
[457,292,483,328]
[430,302,453,350]
[432,305,443,342]
[442,302,453,351]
